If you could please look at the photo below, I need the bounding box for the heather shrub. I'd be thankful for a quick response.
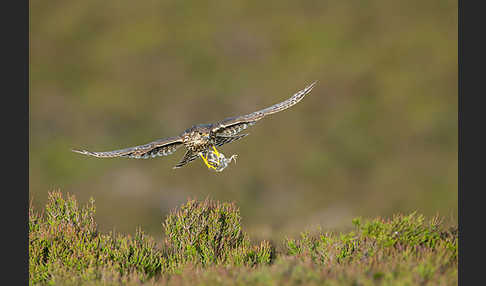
[285,212,458,284]
[354,212,451,249]
[29,192,457,285]
[29,192,164,284]
[163,198,272,267]
[29,192,272,285]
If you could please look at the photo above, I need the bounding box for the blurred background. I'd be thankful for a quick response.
[30,0,457,242]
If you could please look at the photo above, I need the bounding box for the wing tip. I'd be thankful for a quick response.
[293,80,317,99]
[291,80,317,102]
[72,148,88,155]
[72,148,99,157]
[304,80,318,93]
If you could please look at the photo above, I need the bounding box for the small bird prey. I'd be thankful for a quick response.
[73,81,316,170]
[205,150,238,172]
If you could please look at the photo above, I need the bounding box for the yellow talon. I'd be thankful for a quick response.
[200,153,217,170]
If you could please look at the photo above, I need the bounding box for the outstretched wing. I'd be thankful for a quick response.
[210,81,316,137]
[72,136,184,159]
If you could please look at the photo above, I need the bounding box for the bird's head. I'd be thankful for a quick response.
[199,131,210,138]
[194,124,212,138]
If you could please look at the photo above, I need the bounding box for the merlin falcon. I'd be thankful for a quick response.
[73,81,316,171]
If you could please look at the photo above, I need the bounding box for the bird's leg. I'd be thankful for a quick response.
[200,153,217,170]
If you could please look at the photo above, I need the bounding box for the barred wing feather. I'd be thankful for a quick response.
[72,136,183,159]
[211,81,316,137]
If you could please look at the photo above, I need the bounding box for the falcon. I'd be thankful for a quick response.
[73,81,316,170]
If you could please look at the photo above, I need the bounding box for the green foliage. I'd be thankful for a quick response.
[29,192,165,284]
[163,198,272,267]
[29,192,272,285]
[359,212,444,248]
[284,212,458,285]
[29,192,457,285]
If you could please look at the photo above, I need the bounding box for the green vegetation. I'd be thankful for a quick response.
[30,192,457,285]
[163,199,272,267]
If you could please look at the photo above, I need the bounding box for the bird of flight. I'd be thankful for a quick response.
[73,81,316,171]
